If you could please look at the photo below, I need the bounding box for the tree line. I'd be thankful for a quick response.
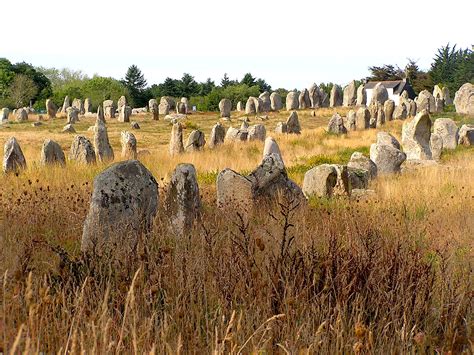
[0,43,472,111]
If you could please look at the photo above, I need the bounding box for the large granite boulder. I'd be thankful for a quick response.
[433,118,459,149]
[401,110,433,160]
[70,136,96,164]
[453,83,474,115]
[121,131,137,159]
[327,113,347,134]
[3,137,26,173]
[40,139,65,166]
[343,80,357,106]
[286,90,299,110]
[270,92,282,111]
[209,122,226,148]
[219,98,232,118]
[330,85,343,107]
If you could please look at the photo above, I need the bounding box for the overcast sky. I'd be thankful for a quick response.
[3,0,472,89]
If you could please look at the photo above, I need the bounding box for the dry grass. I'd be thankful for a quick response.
[0,108,473,353]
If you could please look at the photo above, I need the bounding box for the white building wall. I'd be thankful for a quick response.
[365,88,400,105]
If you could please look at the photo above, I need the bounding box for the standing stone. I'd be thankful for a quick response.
[121,131,137,159]
[253,97,263,114]
[177,102,187,114]
[185,130,206,152]
[298,89,311,109]
[72,98,84,115]
[435,97,444,113]
[355,107,370,130]
[180,98,189,113]
[376,107,385,127]
[376,132,401,149]
[433,118,458,149]
[259,92,271,112]
[330,85,343,107]
[225,127,248,141]
[370,142,406,174]
[165,164,201,236]
[430,133,443,161]
[245,97,256,115]
[236,101,244,112]
[94,120,114,162]
[275,122,287,134]
[302,164,338,198]
[81,160,158,253]
[118,105,132,122]
[384,100,395,121]
[3,137,26,173]
[321,92,330,107]
[46,99,57,119]
[84,98,92,114]
[393,103,408,120]
[247,124,266,141]
[402,110,432,160]
[370,83,388,105]
[327,113,347,134]
[407,100,417,117]
[1,108,9,124]
[263,137,282,160]
[270,92,283,111]
[16,108,28,122]
[149,99,159,120]
[96,105,105,123]
[169,122,184,156]
[117,96,127,112]
[417,90,436,113]
[70,136,96,164]
[343,80,357,107]
[241,120,249,130]
[66,107,79,124]
[216,168,253,216]
[40,139,65,166]
[347,110,357,131]
[309,84,322,108]
[103,100,115,119]
[286,90,299,110]
[286,111,301,134]
[62,124,76,133]
[61,96,70,113]
[209,122,226,148]
[442,86,452,105]
[159,102,170,115]
[356,84,367,106]
[161,96,175,110]
[348,152,377,179]
[219,98,232,118]
[458,124,474,146]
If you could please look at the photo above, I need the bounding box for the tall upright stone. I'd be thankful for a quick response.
[433,118,459,150]
[84,98,92,114]
[245,97,256,115]
[356,84,366,106]
[94,119,114,162]
[355,107,370,130]
[0,108,9,124]
[117,95,127,112]
[330,85,343,107]
[270,92,283,111]
[219,98,232,118]
[103,100,115,119]
[236,101,244,112]
[164,164,201,236]
[370,83,388,105]
[96,104,105,122]
[81,160,158,254]
[263,137,282,160]
[169,122,184,156]
[149,99,159,120]
[209,122,226,148]
[40,139,65,166]
[121,131,137,159]
[453,83,474,115]
[69,136,96,164]
[286,90,299,110]
[327,113,347,134]
[401,110,432,160]
[3,137,27,173]
[118,105,131,122]
[46,99,57,119]
[309,84,322,108]
[343,80,357,106]
[286,111,301,134]
[417,90,436,113]
[72,98,84,115]
[298,88,311,109]
[347,110,357,131]
[259,91,271,112]
[61,96,70,113]
[66,107,79,124]
[384,100,395,121]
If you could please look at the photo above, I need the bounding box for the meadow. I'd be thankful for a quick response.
[0,108,473,353]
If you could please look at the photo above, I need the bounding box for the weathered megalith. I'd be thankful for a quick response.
[46,99,57,119]
[216,168,253,216]
[458,124,474,146]
[259,91,271,112]
[376,131,401,149]
[169,122,185,155]
[286,111,301,134]
[369,143,406,174]
[3,137,26,173]
[219,98,232,118]
[164,163,201,236]
[61,96,70,113]
[347,110,357,131]
[356,84,366,106]
[81,160,158,253]
[330,85,343,107]
[225,127,248,142]
[84,98,92,115]
[117,95,127,112]
[384,99,395,121]
[302,164,338,198]
[40,139,65,166]
[453,83,474,115]
[66,107,79,124]
[393,103,408,120]
[177,102,187,114]
[299,89,311,109]
[355,107,370,130]
[118,105,132,122]
[309,84,322,108]
[16,108,28,122]
[263,136,282,160]
[185,130,206,152]
[236,101,244,112]
[69,136,96,164]
[72,98,84,115]
[286,90,299,110]
[370,83,388,105]
[402,110,433,160]
[247,124,266,141]
[103,100,115,119]
[270,92,283,111]
[430,133,443,161]
[121,131,137,159]
[327,113,347,134]
[416,90,436,113]
[275,122,287,134]
[245,97,256,115]
[209,122,226,148]
[348,152,377,179]
[94,119,114,162]
[433,118,458,150]
[343,80,357,106]
[149,99,159,120]
[0,108,9,124]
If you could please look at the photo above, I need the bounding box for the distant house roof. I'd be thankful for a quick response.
[365,79,415,98]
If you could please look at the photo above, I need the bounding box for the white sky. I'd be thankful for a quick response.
[2,0,473,89]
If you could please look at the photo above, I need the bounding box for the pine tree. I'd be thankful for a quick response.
[123,65,147,106]
[220,73,231,88]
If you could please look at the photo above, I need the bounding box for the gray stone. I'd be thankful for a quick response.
[458,124,474,146]
[430,133,443,161]
[259,91,271,112]
[16,108,28,122]
[3,137,26,173]
[61,96,70,113]
[149,99,159,120]
[219,98,232,118]
[159,102,170,115]
[270,92,282,111]
[347,110,356,131]
[117,96,127,112]
[72,98,84,115]
[453,83,474,115]
[225,127,248,142]
[355,107,370,130]
[286,90,299,110]
[275,122,287,134]
[70,136,96,164]
[131,121,140,129]
[370,143,406,174]
[185,130,206,152]
[236,101,244,112]
[118,105,132,122]
[165,164,201,236]
[62,124,76,133]
[46,99,57,119]
[216,168,253,216]
[287,111,301,134]
[245,97,256,115]
[433,118,458,149]
[241,120,249,130]
[97,105,105,122]
[84,98,92,114]
[247,124,266,141]
[330,85,343,107]
[309,84,322,108]
[331,164,351,196]
[121,131,137,159]
[81,160,158,253]
[376,131,401,149]
[40,139,65,166]
[343,80,357,106]
[169,122,184,156]
[298,89,311,109]
[393,103,408,120]
[402,110,433,160]
[66,107,79,124]
[177,102,187,114]
[103,100,116,119]
[263,136,282,160]
[327,113,347,134]
[348,152,377,179]
[348,168,370,190]
[209,122,226,148]
[0,108,9,124]
[302,164,338,198]
[417,90,436,113]
[356,84,366,106]
[370,83,388,105]
[94,120,114,162]
[384,100,395,121]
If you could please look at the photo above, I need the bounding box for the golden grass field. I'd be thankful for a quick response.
[0,108,473,353]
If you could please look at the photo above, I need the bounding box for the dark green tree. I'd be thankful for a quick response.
[220,73,231,88]
[161,77,180,97]
[366,64,404,81]
[199,78,215,96]
[241,73,256,87]
[123,65,148,107]
[178,73,199,98]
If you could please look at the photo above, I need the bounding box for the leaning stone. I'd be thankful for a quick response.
[302,164,338,198]
[185,130,206,152]
[247,124,266,141]
[61,96,70,113]
[3,137,26,173]
[287,111,301,134]
[401,110,433,160]
[164,164,201,236]
[69,136,96,164]
[81,160,158,254]
[348,152,377,179]
[433,118,458,150]
[40,139,65,166]
[72,98,84,115]
[121,131,137,159]
[209,122,226,148]
[241,120,249,130]
[169,122,184,156]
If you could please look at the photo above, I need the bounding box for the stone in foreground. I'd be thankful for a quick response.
[3,137,27,173]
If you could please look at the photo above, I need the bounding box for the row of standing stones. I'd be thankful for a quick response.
[3,105,474,254]
[1,82,473,126]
